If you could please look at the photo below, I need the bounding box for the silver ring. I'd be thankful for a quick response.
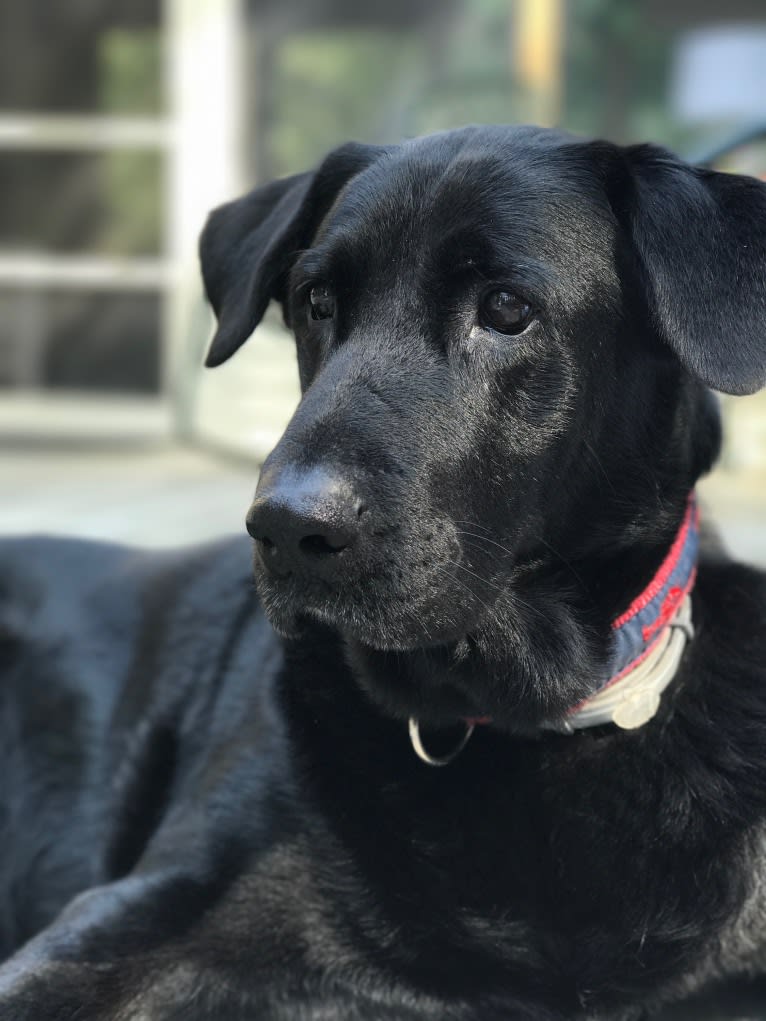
[408,717,475,767]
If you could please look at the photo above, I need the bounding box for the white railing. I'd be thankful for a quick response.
[0,115,172,150]
[0,0,245,438]
[0,254,174,290]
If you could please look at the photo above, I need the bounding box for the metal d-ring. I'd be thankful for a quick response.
[408,717,475,767]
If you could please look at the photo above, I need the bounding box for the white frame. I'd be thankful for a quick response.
[0,0,245,438]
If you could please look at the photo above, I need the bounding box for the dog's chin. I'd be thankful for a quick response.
[254,569,484,653]
[254,563,604,735]
[261,597,470,653]
[345,638,485,725]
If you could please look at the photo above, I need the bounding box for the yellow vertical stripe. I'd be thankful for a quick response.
[513,0,563,126]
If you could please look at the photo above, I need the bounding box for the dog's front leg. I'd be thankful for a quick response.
[0,870,215,1021]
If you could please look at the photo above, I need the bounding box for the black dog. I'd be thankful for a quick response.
[1,125,766,1020]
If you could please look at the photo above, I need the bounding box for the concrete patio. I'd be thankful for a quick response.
[0,440,256,548]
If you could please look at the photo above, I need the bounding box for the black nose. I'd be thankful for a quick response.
[246,466,365,575]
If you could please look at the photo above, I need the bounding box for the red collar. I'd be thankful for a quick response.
[467,493,700,731]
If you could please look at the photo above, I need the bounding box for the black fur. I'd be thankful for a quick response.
[1,125,766,1020]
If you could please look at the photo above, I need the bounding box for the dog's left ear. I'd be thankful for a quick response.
[614,144,766,395]
[200,142,386,367]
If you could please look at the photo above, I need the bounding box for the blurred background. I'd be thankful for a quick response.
[0,0,764,556]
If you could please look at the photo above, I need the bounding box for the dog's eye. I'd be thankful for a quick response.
[479,289,533,335]
[309,285,335,321]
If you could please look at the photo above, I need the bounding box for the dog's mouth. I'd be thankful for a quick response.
[258,575,483,652]
[252,550,493,653]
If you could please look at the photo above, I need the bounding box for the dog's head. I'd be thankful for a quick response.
[200,126,766,734]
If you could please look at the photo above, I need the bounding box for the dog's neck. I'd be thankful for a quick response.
[409,494,700,764]
[555,492,699,732]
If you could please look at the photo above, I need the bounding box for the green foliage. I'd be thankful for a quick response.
[406,1,524,136]
[269,30,422,176]
[98,29,163,255]
[563,0,683,146]
[101,150,163,256]
[99,27,164,113]
[268,4,525,176]
[265,0,698,175]
[100,29,163,115]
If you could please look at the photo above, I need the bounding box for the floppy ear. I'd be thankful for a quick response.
[617,144,766,395]
[200,142,386,367]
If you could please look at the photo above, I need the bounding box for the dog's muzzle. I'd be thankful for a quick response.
[247,465,366,581]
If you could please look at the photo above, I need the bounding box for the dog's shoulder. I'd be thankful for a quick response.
[0,533,274,944]
[0,533,257,695]
[0,534,130,651]
[0,532,246,632]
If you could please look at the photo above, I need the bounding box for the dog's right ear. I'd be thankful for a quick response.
[200,142,386,367]
[609,143,766,396]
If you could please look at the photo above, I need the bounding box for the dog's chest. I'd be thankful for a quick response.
[384,737,760,1007]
